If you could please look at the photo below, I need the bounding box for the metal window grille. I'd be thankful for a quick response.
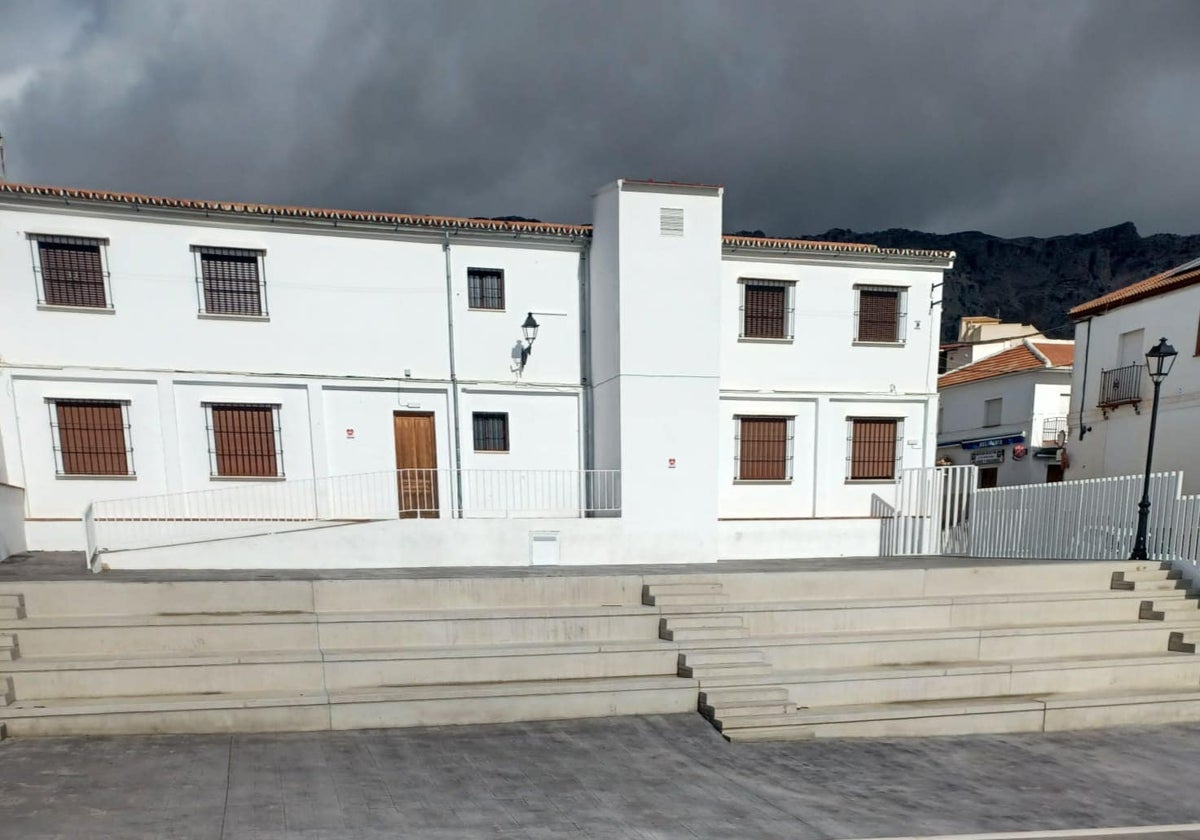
[854,286,907,343]
[1041,416,1069,445]
[468,268,505,310]
[740,280,794,339]
[47,399,133,476]
[472,412,509,452]
[660,207,684,236]
[846,417,903,480]
[30,235,111,308]
[193,247,266,316]
[734,416,794,480]
[205,404,283,477]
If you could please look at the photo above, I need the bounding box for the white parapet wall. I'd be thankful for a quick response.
[96,516,717,570]
[718,518,882,560]
[0,483,28,559]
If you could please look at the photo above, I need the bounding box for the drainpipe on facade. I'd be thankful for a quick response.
[1077,318,1091,441]
[443,231,464,518]
[578,239,594,482]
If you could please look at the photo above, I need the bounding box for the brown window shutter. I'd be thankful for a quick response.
[212,405,277,477]
[39,241,107,307]
[851,419,897,480]
[200,250,262,315]
[56,402,128,475]
[739,417,788,480]
[743,285,786,338]
[858,289,899,342]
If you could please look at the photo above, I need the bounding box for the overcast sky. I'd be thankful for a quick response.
[1,0,1197,238]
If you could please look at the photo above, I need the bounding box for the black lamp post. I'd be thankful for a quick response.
[1130,337,1178,560]
[519,312,539,370]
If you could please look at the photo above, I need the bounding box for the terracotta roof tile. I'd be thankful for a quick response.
[0,181,592,238]
[938,340,1073,388]
[722,233,955,261]
[1069,261,1200,318]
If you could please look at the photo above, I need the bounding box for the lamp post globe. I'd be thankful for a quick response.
[1130,337,1177,561]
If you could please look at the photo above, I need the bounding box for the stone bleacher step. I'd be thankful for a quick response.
[699,685,789,706]
[1,677,13,706]
[662,626,749,642]
[1127,580,1187,592]
[679,649,767,667]
[0,633,17,661]
[1141,598,1200,620]
[701,699,791,719]
[660,614,743,630]
[1170,631,1199,653]
[1112,567,1179,588]
[645,592,729,608]
[679,661,773,680]
[0,594,25,621]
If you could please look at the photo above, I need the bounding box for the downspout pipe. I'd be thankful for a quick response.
[1077,317,1091,441]
[577,238,594,513]
[443,231,464,517]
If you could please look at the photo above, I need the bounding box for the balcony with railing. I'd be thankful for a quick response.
[1098,363,1143,408]
[1040,416,1068,446]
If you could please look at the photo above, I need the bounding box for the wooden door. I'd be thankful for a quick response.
[394,412,438,518]
[979,467,999,489]
[1046,464,1064,483]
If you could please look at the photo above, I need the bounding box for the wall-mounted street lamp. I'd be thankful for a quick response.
[1130,337,1178,560]
[518,312,540,371]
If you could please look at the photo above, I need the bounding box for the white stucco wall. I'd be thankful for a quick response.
[1070,288,1200,491]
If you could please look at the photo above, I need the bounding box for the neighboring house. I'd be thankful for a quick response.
[937,335,1073,487]
[1068,258,1200,493]
[0,179,953,566]
[941,316,1044,373]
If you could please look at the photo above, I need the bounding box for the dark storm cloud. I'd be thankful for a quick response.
[1,0,1198,237]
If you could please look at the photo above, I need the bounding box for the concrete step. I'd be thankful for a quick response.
[679,649,767,667]
[1141,598,1200,620]
[2,677,13,705]
[781,653,1200,709]
[680,661,773,680]
[661,614,743,630]
[1170,631,1197,653]
[0,594,25,621]
[700,700,791,719]
[662,626,749,642]
[698,686,789,706]
[646,593,729,607]
[1113,567,1179,586]
[643,583,723,603]
[0,675,699,737]
[0,633,17,661]
[711,709,800,732]
[1128,580,1187,592]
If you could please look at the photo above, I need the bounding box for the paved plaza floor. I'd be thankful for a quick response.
[5,715,1200,840]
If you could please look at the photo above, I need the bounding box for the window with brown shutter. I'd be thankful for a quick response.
[206,404,283,478]
[847,418,901,481]
[49,400,132,476]
[855,286,906,343]
[193,247,266,317]
[33,236,110,308]
[736,416,793,481]
[468,268,505,310]
[740,279,794,340]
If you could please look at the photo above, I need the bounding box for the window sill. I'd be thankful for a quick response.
[473,450,510,454]
[209,475,286,482]
[56,473,136,480]
[467,307,507,313]
[733,479,793,485]
[852,341,906,348]
[738,337,793,344]
[198,313,270,322]
[38,304,115,315]
[845,478,897,484]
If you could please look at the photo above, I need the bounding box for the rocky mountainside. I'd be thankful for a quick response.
[736,222,1200,341]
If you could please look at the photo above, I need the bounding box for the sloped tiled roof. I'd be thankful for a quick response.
[938,340,1073,388]
[1069,259,1200,318]
[0,181,591,237]
[0,180,955,260]
[722,233,955,261]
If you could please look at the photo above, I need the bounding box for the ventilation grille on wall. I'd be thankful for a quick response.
[660,207,684,236]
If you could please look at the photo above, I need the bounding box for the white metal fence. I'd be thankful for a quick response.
[84,468,621,563]
[882,466,1200,562]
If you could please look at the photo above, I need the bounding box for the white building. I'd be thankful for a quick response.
[936,334,1073,487]
[941,316,1044,372]
[1067,258,1200,492]
[0,179,953,568]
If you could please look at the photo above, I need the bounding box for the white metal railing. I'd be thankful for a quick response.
[882,466,1192,561]
[84,468,621,563]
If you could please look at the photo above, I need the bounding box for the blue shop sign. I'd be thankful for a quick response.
[961,435,1024,451]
